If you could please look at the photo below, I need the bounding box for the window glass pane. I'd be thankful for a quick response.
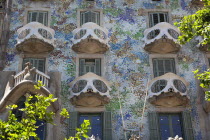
[159,114,183,140]
[32,120,46,140]
[28,11,48,26]
[172,115,183,137]
[149,12,168,27]
[160,124,170,140]
[153,58,175,77]
[23,58,45,72]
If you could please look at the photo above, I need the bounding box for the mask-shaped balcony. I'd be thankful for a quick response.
[144,22,180,54]
[71,22,109,54]
[16,22,55,53]
[190,0,204,8]
[148,73,189,107]
[69,72,111,107]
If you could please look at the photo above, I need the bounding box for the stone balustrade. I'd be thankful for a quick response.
[13,68,50,88]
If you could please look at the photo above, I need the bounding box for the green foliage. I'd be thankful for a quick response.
[176,0,210,100]
[66,120,90,140]
[175,0,210,45]
[0,81,90,140]
[60,108,70,118]
[193,69,210,100]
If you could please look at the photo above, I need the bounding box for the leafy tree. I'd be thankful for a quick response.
[175,0,210,45]
[175,0,210,100]
[0,81,90,140]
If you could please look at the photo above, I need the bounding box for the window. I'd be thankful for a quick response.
[149,12,168,27]
[27,11,48,26]
[0,0,5,10]
[148,112,194,140]
[22,58,45,72]
[153,58,176,77]
[159,114,183,140]
[79,114,103,140]
[80,11,100,26]
[79,58,101,76]
[12,95,46,140]
[67,111,112,140]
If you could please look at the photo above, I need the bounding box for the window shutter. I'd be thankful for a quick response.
[148,112,160,140]
[95,59,101,76]
[103,111,112,140]
[67,112,78,138]
[79,59,85,76]
[182,111,194,140]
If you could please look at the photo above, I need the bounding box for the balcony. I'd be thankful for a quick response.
[190,0,204,8]
[16,22,55,53]
[69,72,111,107]
[144,22,180,54]
[147,73,189,107]
[0,63,60,112]
[71,22,110,54]
[196,36,210,53]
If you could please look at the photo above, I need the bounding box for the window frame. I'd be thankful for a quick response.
[77,9,103,27]
[149,54,178,78]
[19,54,48,73]
[148,108,194,140]
[146,9,171,28]
[24,7,51,27]
[27,11,48,26]
[76,54,105,77]
[22,58,46,73]
[149,12,169,27]
[79,58,101,76]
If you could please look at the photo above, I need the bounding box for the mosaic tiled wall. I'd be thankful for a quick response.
[4,0,205,139]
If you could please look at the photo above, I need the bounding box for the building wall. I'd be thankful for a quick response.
[1,0,209,140]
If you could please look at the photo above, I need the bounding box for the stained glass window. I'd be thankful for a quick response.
[79,114,103,140]
[159,114,183,140]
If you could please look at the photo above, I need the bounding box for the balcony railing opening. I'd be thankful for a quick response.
[147,29,160,40]
[151,79,186,93]
[38,28,52,39]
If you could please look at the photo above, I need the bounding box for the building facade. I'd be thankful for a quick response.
[0,0,209,140]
